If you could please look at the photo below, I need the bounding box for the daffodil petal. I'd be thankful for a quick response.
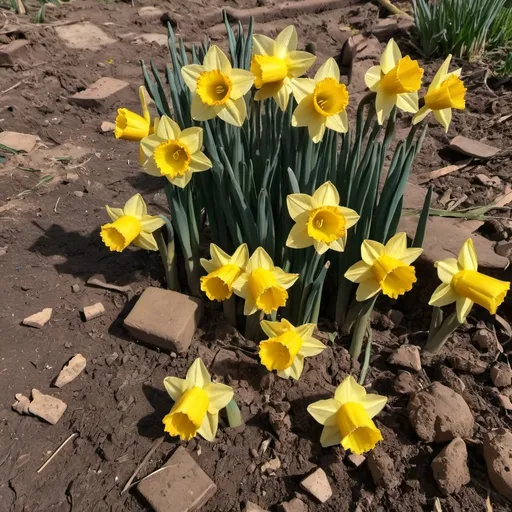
[252,34,275,56]
[189,151,212,172]
[375,92,396,124]
[339,207,360,228]
[204,382,234,413]
[191,93,219,121]
[230,68,255,100]
[307,398,340,426]
[247,247,273,272]
[428,282,458,307]
[360,394,387,418]
[431,55,452,89]
[291,78,315,103]
[124,193,147,218]
[156,115,181,140]
[365,65,382,91]
[345,260,372,284]
[315,57,340,82]
[312,181,339,207]
[334,375,366,404]
[458,239,478,271]
[143,156,162,177]
[243,297,258,316]
[433,108,452,132]
[355,280,381,301]
[396,92,419,114]
[230,243,249,269]
[320,425,342,447]
[300,337,326,357]
[133,231,158,251]
[274,82,291,111]
[275,25,297,55]
[295,323,315,339]
[286,221,313,249]
[286,51,316,77]
[313,240,329,255]
[325,111,349,133]
[200,258,217,274]
[286,354,305,380]
[309,119,326,143]
[179,127,203,153]
[140,215,165,233]
[361,239,385,265]
[456,297,473,323]
[203,45,231,73]
[106,205,123,221]
[400,247,423,265]
[412,105,432,126]
[181,64,204,92]
[197,411,219,441]
[167,173,192,189]
[163,376,189,401]
[436,258,460,283]
[328,237,346,252]
[287,193,315,219]
[140,135,161,158]
[380,38,401,74]
[385,232,407,258]
[254,81,284,101]
[210,243,231,266]
[232,273,249,297]
[217,97,246,127]
[273,267,299,289]
[260,320,282,338]
[186,358,211,387]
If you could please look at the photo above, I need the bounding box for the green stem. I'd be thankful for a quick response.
[429,307,444,339]
[358,325,372,385]
[425,311,462,354]
[223,296,237,326]
[349,296,378,361]
[245,311,263,341]
[155,229,179,291]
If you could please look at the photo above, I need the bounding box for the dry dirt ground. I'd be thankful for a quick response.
[1,1,512,511]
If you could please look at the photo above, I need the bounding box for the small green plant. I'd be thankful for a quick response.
[7,0,69,23]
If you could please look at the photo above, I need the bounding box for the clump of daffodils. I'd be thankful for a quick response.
[163,358,234,441]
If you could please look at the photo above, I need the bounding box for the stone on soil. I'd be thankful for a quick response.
[473,329,495,350]
[431,437,470,495]
[450,136,500,159]
[483,429,512,501]
[408,382,474,442]
[134,33,168,46]
[72,284,80,293]
[28,389,67,425]
[394,371,421,395]
[22,308,52,329]
[137,446,216,512]
[438,366,465,394]
[372,18,398,40]
[69,77,130,109]
[138,6,164,17]
[347,453,366,467]
[498,394,512,410]
[368,447,399,489]
[300,468,332,503]
[495,240,512,258]
[491,363,512,388]
[0,131,39,153]
[388,345,421,371]
[124,287,203,354]
[447,349,487,375]
[279,498,308,512]
[0,39,29,67]
[261,457,281,474]
[55,23,116,50]
[244,502,268,512]
[54,354,86,388]
[83,302,105,321]
[100,121,115,133]
[12,393,31,415]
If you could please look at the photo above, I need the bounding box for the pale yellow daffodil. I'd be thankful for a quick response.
[251,25,316,111]
[345,232,423,301]
[162,358,234,441]
[413,55,466,132]
[286,181,360,255]
[115,86,153,141]
[140,115,212,188]
[308,375,387,454]
[181,46,254,127]
[429,238,510,323]
[233,247,299,315]
[200,243,249,302]
[100,193,165,252]
[291,58,349,143]
[365,39,424,124]
[259,319,326,380]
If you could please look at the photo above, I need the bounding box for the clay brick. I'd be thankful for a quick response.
[82,302,105,321]
[22,308,52,328]
[0,39,29,67]
[0,131,39,153]
[124,287,202,353]
[55,23,115,51]
[68,77,130,109]
[300,468,332,503]
[28,389,67,425]
[137,446,216,512]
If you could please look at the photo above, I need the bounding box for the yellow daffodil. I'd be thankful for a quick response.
[308,375,387,454]
[200,243,249,302]
[181,46,254,127]
[345,233,423,301]
[233,247,299,315]
[162,358,234,441]
[115,86,153,141]
[251,25,316,111]
[413,55,466,132]
[140,115,211,188]
[286,181,359,255]
[364,39,424,124]
[291,58,349,143]
[259,319,326,380]
[429,238,510,323]
[100,193,165,252]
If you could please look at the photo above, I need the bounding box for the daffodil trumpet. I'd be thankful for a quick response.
[426,238,510,353]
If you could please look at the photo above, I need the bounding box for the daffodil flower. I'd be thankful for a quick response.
[162,358,234,441]
[251,25,316,111]
[181,46,254,127]
[259,319,326,380]
[140,115,212,188]
[115,86,153,141]
[233,247,299,315]
[345,233,423,301]
[100,193,165,252]
[291,58,349,143]
[365,39,424,124]
[286,181,359,255]
[308,375,387,454]
[200,243,249,302]
[429,238,510,323]
[412,55,466,132]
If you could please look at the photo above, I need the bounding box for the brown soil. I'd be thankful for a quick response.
[1,1,512,511]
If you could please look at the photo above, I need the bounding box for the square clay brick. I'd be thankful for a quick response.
[0,40,29,67]
[68,77,130,109]
[138,446,216,512]
[124,287,203,353]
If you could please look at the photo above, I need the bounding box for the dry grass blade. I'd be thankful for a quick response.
[486,496,493,511]
[433,498,443,512]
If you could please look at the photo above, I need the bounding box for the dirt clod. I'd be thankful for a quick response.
[491,363,512,388]
[431,437,470,495]
[408,382,474,442]
[300,467,332,503]
[28,389,67,425]
[279,498,308,512]
[472,329,495,350]
[388,345,421,372]
[394,371,421,395]
[367,447,399,489]
[447,349,487,375]
[483,429,512,501]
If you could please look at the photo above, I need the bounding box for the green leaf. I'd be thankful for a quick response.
[412,185,433,248]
